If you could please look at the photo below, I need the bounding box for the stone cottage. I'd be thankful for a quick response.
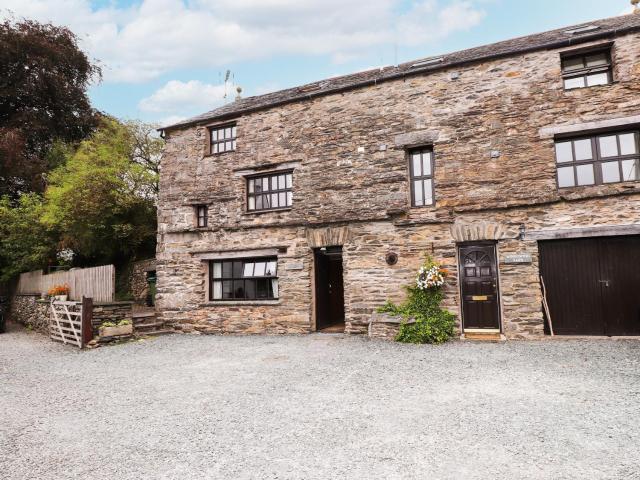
[157,13,640,339]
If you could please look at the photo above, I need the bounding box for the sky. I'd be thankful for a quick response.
[0,0,635,127]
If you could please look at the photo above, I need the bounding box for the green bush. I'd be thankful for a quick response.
[117,319,131,326]
[378,285,456,345]
[100,321,116,328]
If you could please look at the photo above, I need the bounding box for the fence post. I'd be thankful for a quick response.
[81,296,94,347]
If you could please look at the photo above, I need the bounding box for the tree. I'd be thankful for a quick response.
[0,194,56,281]
[0,19,101,198]
[43,117,158,267]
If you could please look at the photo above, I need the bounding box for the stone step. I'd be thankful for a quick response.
[134,321,165,330]
[463,332,503,342]
[132,311,157,319]
[135,328,174,337]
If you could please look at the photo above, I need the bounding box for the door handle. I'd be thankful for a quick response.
[598,280,610,287]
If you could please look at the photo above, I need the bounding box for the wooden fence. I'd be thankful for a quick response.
[17,265,115,303]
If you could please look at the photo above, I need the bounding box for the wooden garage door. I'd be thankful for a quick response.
[539,236,640,336]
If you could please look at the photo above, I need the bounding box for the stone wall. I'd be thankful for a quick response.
[91,302,135,336]
[10,295,49,332]
[157,29,640,338]
[130,259,156,304]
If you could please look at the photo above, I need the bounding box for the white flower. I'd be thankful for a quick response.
[416,265,445,290]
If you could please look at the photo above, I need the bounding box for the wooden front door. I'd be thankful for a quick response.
[539,236,640,336]
[459,243,501,331]
[314,247,345,331]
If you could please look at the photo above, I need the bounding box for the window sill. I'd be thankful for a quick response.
[242,207,293,216]
[563,81,618,92]
[203,150,236,158]
[200,300,281,306]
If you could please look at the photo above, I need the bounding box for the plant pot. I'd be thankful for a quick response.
[99,324,133,338]
[54,295,68,302]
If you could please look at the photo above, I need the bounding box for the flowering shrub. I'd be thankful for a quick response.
[47,284,70,296]
[378,255,455,344]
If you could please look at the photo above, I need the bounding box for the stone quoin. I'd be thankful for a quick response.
[157,14,640,339]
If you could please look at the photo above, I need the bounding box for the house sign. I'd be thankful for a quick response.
[503,253,532,264]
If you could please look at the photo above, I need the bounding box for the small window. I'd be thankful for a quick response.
[247,171,293,212]
[209,124,236,154]
[561,49,612,90]
[555,131,639,188]
[196,205,208,228]
[209,257,278,301]
[409,147,434,207]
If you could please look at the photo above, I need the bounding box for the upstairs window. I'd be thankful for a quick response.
[247,171,293,212]
[555,131,639,188]
[561,49,612,90]
[409,147,434,207]
[209,124,236,154]
[196,205,208,228]
[209,258,278,301]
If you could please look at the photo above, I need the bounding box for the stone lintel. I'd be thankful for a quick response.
[525,223,640,241]
[233,161,301,177]
[193,247,284,260]
[539,114,640,139]
[394,130,440,148]
[306,226,351,248]
[450,221,518,243]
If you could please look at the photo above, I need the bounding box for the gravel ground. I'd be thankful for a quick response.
[1,323,640,480]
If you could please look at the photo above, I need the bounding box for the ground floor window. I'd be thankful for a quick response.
[209,257,278,300]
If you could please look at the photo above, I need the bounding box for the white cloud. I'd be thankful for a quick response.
[138,80,233,113]
[0,0,486,83]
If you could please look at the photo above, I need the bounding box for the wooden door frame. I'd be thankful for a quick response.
[456,240,503,333]
[312,246,345,332]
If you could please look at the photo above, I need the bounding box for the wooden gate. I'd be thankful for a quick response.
[49,297,93,348]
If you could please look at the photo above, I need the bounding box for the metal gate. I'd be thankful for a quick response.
[49,298,93,348]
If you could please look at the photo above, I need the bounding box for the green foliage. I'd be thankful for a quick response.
[0,194,56,281]
[378,258,456,345]
[43,117,158,266]
[100,321,116,328]
[117,319,131,326]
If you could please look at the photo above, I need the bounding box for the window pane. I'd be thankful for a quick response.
[563,56,584,71]
[233,280,245,299]
[245,280,256,299]
[278,175,286,189]
[413,180,424,206]
[271,176,278,190]
[564,77,585,89]
[248,179,254,193]
[231,126,237,138]
[585,53,607,67]
[619,133,637,155]
[256,279,269,299]
[211,130,218,141]
[222,261,233,278]
[225,127,232,138]
[262,177,269,191]
[286,173,292,188]
[256,195,263,209]
[271,193,278,208]
[263,194,271,209]
[243,262,254,277]
[233,261,243,278]
[573,139,592,161]
[266,261,277,276]
[212,262,222,279]
[212,281,222,299]
[412,153,422,177]
[254,262,266,276]
[212,143,218,154]
[279,192,286,207]
[225,141,232,151]
[219,142,226,153]
[622,160,638,181]
[555,142,573,163]
[248,196,255,210]
[271,279,279,298]
[222,280,233,299]
[423,179,433,205]
[576,164,595,186]
[586,73,609,87]
[601,161,620,184]
[422,152,432,176]
[231,140,236,150]
[599,136,619,157]
[286,191,293,206]
[557,167,575,187]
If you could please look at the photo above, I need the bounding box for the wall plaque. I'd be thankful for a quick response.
[285,262,304,271]
[503,253,532,264]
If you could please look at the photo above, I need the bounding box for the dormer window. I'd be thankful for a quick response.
[561,48,612,90]
[209,124,236,154]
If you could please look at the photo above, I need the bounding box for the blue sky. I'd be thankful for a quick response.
[1,0,634,126]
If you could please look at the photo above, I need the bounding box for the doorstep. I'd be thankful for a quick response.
[461,329,505,342]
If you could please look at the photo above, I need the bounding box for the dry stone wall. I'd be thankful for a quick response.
[158,31,640,338]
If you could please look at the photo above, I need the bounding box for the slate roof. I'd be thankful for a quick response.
[163,13,640,131]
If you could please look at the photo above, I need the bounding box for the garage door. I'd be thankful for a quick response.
[539,236,640,336]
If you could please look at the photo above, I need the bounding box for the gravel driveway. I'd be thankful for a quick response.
[1,323,639,480]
